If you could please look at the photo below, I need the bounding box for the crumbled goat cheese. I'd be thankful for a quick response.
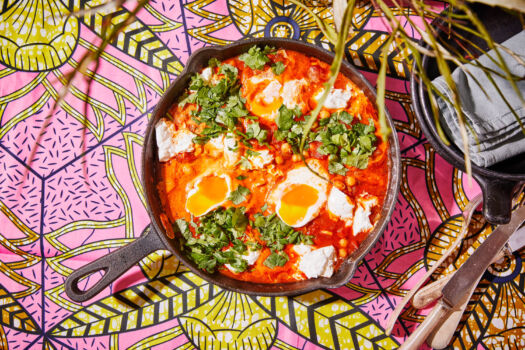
[298,246,335,278]
[155,119,195,162]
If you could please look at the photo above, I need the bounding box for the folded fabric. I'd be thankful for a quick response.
[432,30,525,167]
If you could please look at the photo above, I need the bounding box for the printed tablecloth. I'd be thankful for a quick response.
[0,1,524,349]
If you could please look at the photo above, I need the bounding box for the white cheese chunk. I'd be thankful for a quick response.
[327,188,355,226]
[243,249,261,265]
[262,80,282,104]
[282,79,306,109]
[248,149,274,168]
[293,244,313,256]
[201,67,213,83]
[352,195,378,236]
[208,134,239,166]
[155,119,195,162]
[225,249,261,273]
[315,87,352,109]
[298,246,335,278]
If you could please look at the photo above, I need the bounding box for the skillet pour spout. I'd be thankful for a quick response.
[65,38,401,301]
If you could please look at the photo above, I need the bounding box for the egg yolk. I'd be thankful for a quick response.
[186,175,229,217]
[278,184,319,226]
[245,80,283,118]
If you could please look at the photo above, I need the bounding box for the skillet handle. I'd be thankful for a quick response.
[65,225,166,303]
[474,176,519,225]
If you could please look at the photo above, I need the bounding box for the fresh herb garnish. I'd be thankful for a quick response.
[208,57,221,68]
[239,45,275,70]
[177,207,250,273]
[274,106,313,153]
[237,156,253,170]
[313,111,377,173]
[236,175,247,180]
[253,212,313,267]
[228,185,251,205]
[264,251,289,268]
[245,121,268,143]
[271,61,286,75]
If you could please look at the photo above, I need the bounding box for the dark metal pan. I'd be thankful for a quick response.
[65,38,401,302]
[410,4,525,225]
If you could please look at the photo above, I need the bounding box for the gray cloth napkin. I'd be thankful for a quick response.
[432,30,525,167]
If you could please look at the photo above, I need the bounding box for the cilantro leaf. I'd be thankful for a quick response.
[208,57,221,67]
[239,46,274,70]
[182,207,251,273]
[237,156,253,170]
[228,185,251,205]
[236,175,247,180]
[245,122,268,143]
[313,112,377,171]
[271,61,286,75]
[276,105,300,131]
[253,212,312,259]
[264,252,289,268]
[328,161,348,175]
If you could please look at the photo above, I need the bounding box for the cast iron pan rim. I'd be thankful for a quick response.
[142,38,401,296]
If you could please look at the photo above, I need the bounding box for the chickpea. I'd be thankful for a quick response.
[320,110,330,119]
[275,155,284,165]
[291,154,301,162]
[194,145,202,156]
[339,248,348,258]
[345,176,356,187]
[339,238,348,248]
[181,164,193,175]
[333,180,345,190]
[281,143,292,157]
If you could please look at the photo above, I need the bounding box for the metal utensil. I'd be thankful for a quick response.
[424,225,525,349]
[412,225,525,309]
[399,205,525,350]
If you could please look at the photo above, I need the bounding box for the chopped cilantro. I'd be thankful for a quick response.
[208,57,221,67]
[274,107,313,153]
[276,105,300,130]
[253,212,313,253]
[245,121,268,143]
[236,175,247,180]
[237,156,253,170]
[239,45,274,70]
[264,252,289,268]
[179,207,250,273]
[245,149,260,157]
[271,61,286,75]
[312,111,377,173]
[328,161,347,175]
[228,185,251,205]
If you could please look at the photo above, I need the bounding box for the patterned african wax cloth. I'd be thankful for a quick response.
[0,0,524,349]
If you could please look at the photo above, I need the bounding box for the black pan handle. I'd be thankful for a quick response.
[65,225,166,302]
[474,175,520,224]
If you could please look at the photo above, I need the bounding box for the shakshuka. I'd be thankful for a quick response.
[156,46,389,283]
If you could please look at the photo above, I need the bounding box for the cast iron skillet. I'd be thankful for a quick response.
[65,38,401,302]
[411,4,525,225]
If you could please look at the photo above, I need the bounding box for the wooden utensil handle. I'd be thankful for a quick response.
[412,276,450,309]
[398,302,450,350]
